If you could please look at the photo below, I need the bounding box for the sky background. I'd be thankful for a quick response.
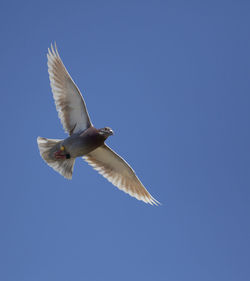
[0,0,250,280]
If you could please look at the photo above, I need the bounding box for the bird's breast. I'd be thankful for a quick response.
[62,129,105,158]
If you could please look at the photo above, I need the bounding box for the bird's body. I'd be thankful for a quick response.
[60,127,108,158]
[37,44,159,205]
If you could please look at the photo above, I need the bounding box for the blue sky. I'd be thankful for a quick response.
[0,0,250,280]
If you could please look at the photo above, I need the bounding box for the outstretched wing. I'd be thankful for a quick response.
[83,144,160,205]
[47,44,92,135]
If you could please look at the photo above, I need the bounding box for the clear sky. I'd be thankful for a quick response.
[0,1,249,280]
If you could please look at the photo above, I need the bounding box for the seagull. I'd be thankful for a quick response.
[37,44,159,205]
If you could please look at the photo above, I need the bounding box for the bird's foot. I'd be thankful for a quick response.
[54,150,66,160]
[54,145,71,159]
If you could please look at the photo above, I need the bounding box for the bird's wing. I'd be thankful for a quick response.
[83,144,160,205]
[47,44,92,135]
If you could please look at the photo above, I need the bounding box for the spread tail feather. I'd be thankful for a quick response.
[37,137,75,179]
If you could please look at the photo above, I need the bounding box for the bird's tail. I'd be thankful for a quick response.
[37,137,75,179]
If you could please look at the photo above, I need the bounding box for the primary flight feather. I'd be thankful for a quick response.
[37,44,159,205]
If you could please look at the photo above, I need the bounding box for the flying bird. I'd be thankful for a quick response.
[37,44,159,205]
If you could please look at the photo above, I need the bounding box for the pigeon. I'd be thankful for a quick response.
[37,44,160,205]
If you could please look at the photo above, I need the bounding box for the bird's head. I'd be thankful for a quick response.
[98,127,114,138]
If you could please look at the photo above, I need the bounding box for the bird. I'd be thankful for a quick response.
[37,44,160,205]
